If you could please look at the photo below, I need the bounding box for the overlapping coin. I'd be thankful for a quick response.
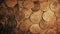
[19,19,32,32]
[49,2,60,12]
[40,2,49,11]
[23,0,34,9]
[30,10,43,24]
[39,19,49,29]
[43,9,55,21]
[29,24,41,34]
[43,10,56,28]
[18,0,24,7]
[23,9,32,18]
[5,0,17,8]
[46,29,56,34]
[15,11,25,22]
[31,0,40,12]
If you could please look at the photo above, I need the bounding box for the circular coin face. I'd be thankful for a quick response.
[30,10,43,24]
[39,19,48,29]
[49,2,60,12]
[23,9,32,18]
[5,0,17,8]
[23,1,34,9]
[19,19,32,32]
[46,29,56,34]
[29,24,41,34]
[40,2,49,11]
[15,11,25,22]
[43,10,55,22]
[31,1,40,12]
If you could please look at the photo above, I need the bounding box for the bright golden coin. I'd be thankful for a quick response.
[30,10,43,24]
[29,24,41,34]
[5,0,17,8]
[43,10,55,21]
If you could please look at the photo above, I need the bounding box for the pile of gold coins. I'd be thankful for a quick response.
[0,0,60,34]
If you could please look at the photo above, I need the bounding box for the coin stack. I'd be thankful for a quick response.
[0,0,60,34]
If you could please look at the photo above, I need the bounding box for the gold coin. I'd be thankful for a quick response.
[31,1,40,12]
[40,2,49,11]
[29,24,41,34]
[15,11,25,22]
[19,19,32,32]
[23,0,34,9]
[55,19,60,32]
[23,9,32,18]
[5,0,17,8]
[43,10,55,21]
[49,2,60,12]
[46,29,56,34]
[30,10,43,24]
[39,19,48,29]
[18,0,24,7]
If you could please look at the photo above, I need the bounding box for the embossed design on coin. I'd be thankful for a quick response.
[19,19,32,32]
[39,19,48,29]
[30,10,43,24]
[29,24,40,34]
[43,10,55,21]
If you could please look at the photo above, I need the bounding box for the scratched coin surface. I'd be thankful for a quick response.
[5,0,17,8]
[29,24,41,34]
[30,10,43,24]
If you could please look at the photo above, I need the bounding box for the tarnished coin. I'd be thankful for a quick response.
[0,23,3,31]
[23,9,32,18]
[29,24,41,34]
[5,0,17,8]
[18,0,24,7]
[31,0,40,12]
[40,2,49,11]
[15,11,25,22]
[43,10,55,21]
[43,10,56,28]
[46,29,56,34]
[55,9,60,18]
[7,15,17,29]
[49,2,60,12]
[19,19,32,32]
[55,19,60,32]
[23,0,34,9]
[30,10,43,24]
[39,19,48,29]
